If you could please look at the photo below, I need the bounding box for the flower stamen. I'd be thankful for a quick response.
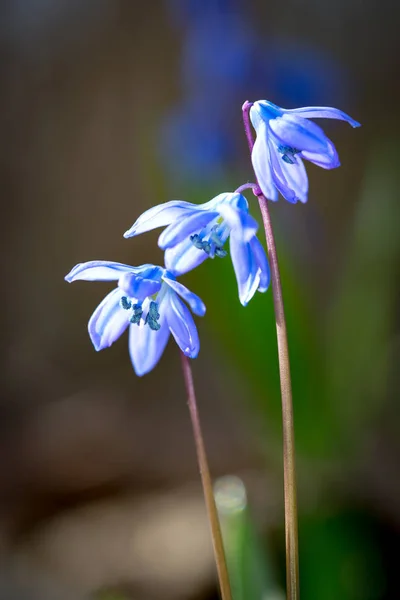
[190,226,227,259]
[145,300,161,331]
[120,296,132,310]
[129,303,143,325]
[277,144,300,164]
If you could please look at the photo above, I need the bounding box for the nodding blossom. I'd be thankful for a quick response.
[249,100,360,204]
[124,192,270,306]
[65,261,205,376]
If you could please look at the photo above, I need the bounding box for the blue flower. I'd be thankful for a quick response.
[65,261,205,376]
[249,100,361,203]
[124,192,270,306]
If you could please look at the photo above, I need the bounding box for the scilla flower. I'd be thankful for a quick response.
[65,261,205,376]
[124,192,270,306]
[249,100,360,203]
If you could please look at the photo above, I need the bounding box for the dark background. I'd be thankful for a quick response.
[0,1,399,599]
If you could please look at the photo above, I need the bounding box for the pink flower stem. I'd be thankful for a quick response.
[242,100,300,600]
[180,352,232,600]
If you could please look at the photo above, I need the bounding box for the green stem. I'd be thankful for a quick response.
[242,101,300,600]
[180,352,232,600]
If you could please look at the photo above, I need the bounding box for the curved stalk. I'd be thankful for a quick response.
[242,101,300,600]
[180,352,232,600]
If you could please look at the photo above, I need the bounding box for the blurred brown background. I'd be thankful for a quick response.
[0,1,399,599]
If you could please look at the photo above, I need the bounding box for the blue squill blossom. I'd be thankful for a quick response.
[249,100,361,203]
[65,261,205,376]
[124,192,270,306]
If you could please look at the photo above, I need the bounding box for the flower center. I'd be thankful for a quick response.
[120,297,161,330]
[190,224,227,259]
[277,144,300,164]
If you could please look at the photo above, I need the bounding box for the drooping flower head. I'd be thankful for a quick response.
[124,192,270,306]
[65,261,205,376]
[249,100,360,204]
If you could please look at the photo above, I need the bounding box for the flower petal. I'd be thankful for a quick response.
[158,210,219,250]
[164,238,209,276]
[269,144,298,203]
[269,113,332,154]
[88,288,129,351]
[300,137,340,169]
[229,231,260,306]
[251,121,279,201]
[250,101,283,128]
[162,274,206,316]
[123,201,199,238]
[128,300,170,376]
[218,204,258,242]
[283,106,361,128]
[249,236,270,292]
[118,271,162,301]
[165,292,200,358]
[65,261,135,282]
[279,155,309,203]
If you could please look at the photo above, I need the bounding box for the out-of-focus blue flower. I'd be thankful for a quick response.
[124,193,270,306]
[65,261,205,376]
[249,100,361,204]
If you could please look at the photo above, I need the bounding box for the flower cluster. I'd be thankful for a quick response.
[66,100,359,375]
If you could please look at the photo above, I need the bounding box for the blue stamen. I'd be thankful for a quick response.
[145,301,161,331]
[190,226,227,259]
[120,296,132,310]
[129,302,143,325]
[278,144,300,164]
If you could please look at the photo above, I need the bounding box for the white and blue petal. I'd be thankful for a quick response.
[249,236,270,292]
[118,271,162,301]
[165,291,200,358]
[218,202,259,241]
[123,201,198,238]
[269,145,298,203]
[250,121,279,201]
[88,287,129,351]
[65,261,137,282]
[128,299,170,376]
[158,210,219,250]
[269,114,332,154]
[279,154,309,203]
[300,137,340,170]
[229,231,260,306]
[283,106,360,128]
[162,273,206,316]
[164,237,209,276]
[250,101,283,128]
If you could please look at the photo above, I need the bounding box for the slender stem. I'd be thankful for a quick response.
[234,182,259,194]
[242,101,300,600]
[180,352,232,600]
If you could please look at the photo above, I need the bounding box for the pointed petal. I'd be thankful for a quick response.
[164,238,209,276]
[218,204,258,241]
[88,288,129,351]
[162,274,206,316]
[269,144,298,203]
[65,261,135,282]
[284,106,361,128]
[279,155,309,203]
[158,210,219,250]
[229,231,259,306]
[300,137,340,170]
[165,292,200,358]
[128,301,170,376]
[123,201,199,238]
[269,114,332,154]
[249,236,270,292]
[251,122,279,201]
